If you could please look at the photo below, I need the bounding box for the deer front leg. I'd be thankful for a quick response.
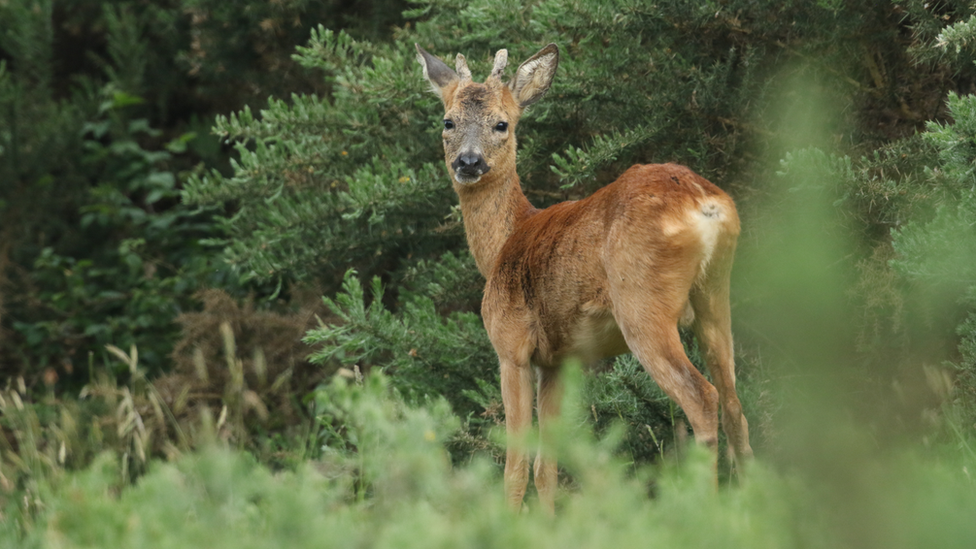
[534,365,563,515]
[500,357,534,511]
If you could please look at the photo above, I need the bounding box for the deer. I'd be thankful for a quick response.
[415,42,753,513]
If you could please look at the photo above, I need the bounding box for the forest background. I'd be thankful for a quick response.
[2,0,976,546]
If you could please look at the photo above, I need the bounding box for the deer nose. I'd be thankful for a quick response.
[452,153,490,177]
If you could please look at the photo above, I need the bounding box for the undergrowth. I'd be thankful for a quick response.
[1,367,973,549]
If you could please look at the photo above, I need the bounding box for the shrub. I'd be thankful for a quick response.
[3,369,975,549]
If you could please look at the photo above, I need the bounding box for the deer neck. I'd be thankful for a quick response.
[454,167,535,278]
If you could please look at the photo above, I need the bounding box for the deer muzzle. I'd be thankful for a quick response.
[452,152,490,184]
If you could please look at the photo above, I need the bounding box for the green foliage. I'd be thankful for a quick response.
[6,86,237,377]
[550,124,665,189]
[935,14,976,56]
[761,87,976,431]
[1,0,390,382]
[176,1,916,462]
[583,354,677,464]
[891,92,976,420]
[0,3,193,379]
[310,371,461,499]
[173,0,976,471]
[186,0,915,284]
[954,311,976,416]
[7,4,976,542]
[0,345,193,528]
[305,267,495,419]
[891,195,976,291]
[908,0,976,71]
[305,266,745,468]
[182,28,459,283]
[3,370,975,549]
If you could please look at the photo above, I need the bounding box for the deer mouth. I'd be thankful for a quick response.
[453,170,487,185]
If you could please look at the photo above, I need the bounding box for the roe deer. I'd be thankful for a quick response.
[415,42,752,513]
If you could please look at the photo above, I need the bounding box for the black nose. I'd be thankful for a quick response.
[452,153,490,176]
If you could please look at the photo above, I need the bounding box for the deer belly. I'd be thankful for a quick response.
[568,308,630,364]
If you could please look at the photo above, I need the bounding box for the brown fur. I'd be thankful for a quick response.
[416,43,752,513]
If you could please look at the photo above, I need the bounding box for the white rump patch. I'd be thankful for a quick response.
[701,202,721,218]
[692,200,724,273]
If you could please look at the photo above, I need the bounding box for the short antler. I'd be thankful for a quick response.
[455,53,472,81]
[489,49,508,81]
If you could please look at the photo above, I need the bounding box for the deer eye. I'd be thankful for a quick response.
[494,121,509,132]
[443,119,455,130]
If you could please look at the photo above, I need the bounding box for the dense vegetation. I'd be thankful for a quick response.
[2,0,976,545]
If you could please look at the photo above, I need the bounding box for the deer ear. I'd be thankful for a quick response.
[509,43,559,108]
[416,43,459,101]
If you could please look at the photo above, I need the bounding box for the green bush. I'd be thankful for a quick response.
[187,0,899,284]
[174,0,976,468]
[6,3,976,536]
[8,89,237,378]
[305,266,495,419]
[3,369,975,549]
[0,0,397,383]
[768,90,976,428]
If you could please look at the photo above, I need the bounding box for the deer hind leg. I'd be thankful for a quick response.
[690,261,753,466]
[500,357,534,510]
[615,303,720,454]
[534,365,563,515]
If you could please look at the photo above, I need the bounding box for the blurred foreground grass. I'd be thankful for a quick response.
[1,368,974,549]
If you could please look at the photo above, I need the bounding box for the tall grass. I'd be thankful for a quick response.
[2,364,974,549]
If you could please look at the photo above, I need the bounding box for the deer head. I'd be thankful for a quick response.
[415,43,559,186]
